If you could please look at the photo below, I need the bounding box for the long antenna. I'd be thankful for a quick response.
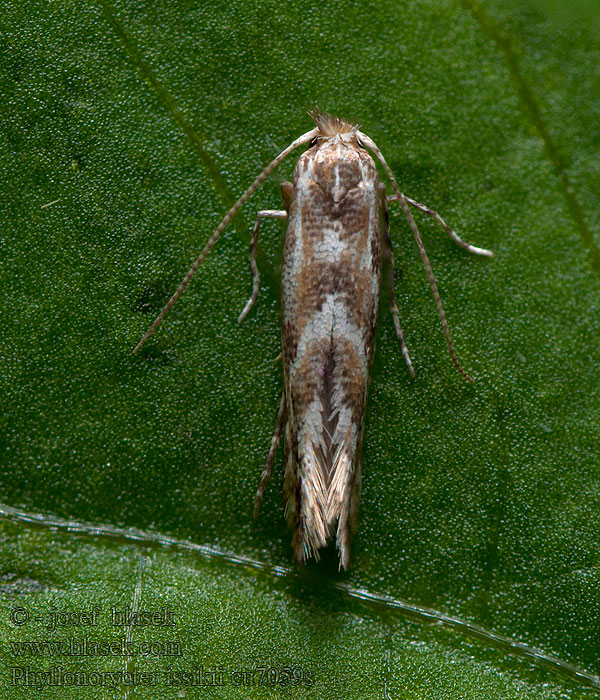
[133,127,319,354]
[358,131,476,383]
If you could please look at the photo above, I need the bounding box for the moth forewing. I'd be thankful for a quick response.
[280,122,382,568]
[134,110,492,569]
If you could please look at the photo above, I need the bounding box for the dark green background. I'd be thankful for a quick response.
[1,0,599,697]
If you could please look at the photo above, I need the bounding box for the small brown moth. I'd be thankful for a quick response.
[134,110,492,569]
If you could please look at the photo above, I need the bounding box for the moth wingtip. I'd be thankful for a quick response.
[338,549,350,571]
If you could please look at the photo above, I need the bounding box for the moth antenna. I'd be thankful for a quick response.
[133,127,319,354]
[358,131,475,383]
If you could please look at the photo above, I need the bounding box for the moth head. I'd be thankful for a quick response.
[308,108,360,144]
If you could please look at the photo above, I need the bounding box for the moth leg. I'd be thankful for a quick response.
[358,132,476,382]
[254,392,287,517]
[387,194,493,257]
[380,186,415,377]
[280,181,293,211]
[238,209,287,323]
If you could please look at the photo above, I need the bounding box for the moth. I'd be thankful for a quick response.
[134,110,492,569]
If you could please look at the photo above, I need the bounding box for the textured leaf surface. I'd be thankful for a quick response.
[1,0,599,697]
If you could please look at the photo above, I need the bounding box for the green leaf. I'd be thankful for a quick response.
[1,0,599,697]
